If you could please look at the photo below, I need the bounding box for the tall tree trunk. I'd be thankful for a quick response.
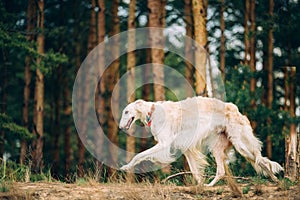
[285,67,298,181]
[125,0,136,183]
[107,0,120,179]
[94,0,106,180]
[97,0,106,127]
[21,0,36,165]
[244,0,257,133]
[69,0,80,180]
[77,0,98,178]
[184,0,194,174]
[220,0,225,82]
[148,0,165,101]
[192,0,207,96]
[244,0,250,65]
[249,0,256,97]
[32,0,45,173]
[184,0,194,98]
[266,0,273,159]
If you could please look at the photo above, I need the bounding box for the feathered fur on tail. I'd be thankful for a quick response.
[224,103,283,181]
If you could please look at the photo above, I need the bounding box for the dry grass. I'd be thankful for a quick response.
[0,180,299,200]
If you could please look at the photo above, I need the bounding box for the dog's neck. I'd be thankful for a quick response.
[142,102,155,127]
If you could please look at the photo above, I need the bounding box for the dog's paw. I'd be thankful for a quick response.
[120,164,131,171]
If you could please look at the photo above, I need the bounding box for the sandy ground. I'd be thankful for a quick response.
[0,181,299,200]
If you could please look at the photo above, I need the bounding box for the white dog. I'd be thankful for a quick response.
[119,97,283,186]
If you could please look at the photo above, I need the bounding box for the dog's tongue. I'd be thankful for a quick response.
[125,117,133,129]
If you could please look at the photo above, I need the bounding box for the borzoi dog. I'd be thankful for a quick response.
[119,97,283,186]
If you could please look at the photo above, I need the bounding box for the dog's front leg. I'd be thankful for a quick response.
[120,144,164,171]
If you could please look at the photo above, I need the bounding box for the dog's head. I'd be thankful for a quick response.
[119,100,147,130]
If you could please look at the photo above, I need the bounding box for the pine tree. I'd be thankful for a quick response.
[184,0,194,98]
[32,0,45,173]
[107,0,120,179]
[126,0,136,183]
[192,0,207,96]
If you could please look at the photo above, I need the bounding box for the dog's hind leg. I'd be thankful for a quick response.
[184,150,207,185]
[206,133,232,186]
[225,108,283,182]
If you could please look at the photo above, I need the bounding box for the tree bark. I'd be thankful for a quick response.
[184,0,194,98]
[72,0,81,179]
[96,0,106,126]
[220,0,225,82]
[285,67,298,181]
[107,0,120,179]
[32,0,45,173]
[77,0,97,177]
[93,0,106,181]
[125,0,136,183]
[148,0,165,101]
[249,0,256,95]
[21,0,36,165]
[244,0,250,65]
[192,0,207,96]
[266,0,273,159]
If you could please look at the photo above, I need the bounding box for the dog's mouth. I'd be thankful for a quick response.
[125,117,135,130]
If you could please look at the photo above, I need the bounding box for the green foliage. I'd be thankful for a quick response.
[242,185,250,194]
[0,160,30,182]
[0,182,10,193]
[278,178,295,191]
[0,113,34,141]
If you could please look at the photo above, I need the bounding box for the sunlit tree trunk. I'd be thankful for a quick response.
[249,0,256,103]
[244,0,250,65]
[220,0,225,82]
[21,0,36,165]
[192,0,207,96]
[107,0,120,179]
[244,0,257,133]
[285,67,299,181]
[184,0,194,98]
[32,0,45,173]
[266,0,273,159]
[148,0,165,101]
[125,0,137,183]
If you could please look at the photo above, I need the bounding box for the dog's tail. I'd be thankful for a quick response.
[224,103,283,182]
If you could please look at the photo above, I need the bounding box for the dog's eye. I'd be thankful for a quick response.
[125,111,129,114]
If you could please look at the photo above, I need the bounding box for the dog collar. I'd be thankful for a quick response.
[146,104,155,127]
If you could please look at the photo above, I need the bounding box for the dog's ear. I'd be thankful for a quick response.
[134,100,145,113]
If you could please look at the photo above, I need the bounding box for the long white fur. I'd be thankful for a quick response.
[119,96,283,186]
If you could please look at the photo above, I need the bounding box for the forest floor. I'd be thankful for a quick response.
[0,180,300,200]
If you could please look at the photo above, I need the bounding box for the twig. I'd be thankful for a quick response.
[161,171,251,184]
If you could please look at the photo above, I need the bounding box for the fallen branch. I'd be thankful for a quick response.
[161,171,251,184]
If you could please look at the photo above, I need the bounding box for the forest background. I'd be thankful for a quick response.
[0,0,299,185]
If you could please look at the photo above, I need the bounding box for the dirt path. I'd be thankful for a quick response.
[0,181,299,200]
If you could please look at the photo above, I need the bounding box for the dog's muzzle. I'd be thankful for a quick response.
[120,117,135,130]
